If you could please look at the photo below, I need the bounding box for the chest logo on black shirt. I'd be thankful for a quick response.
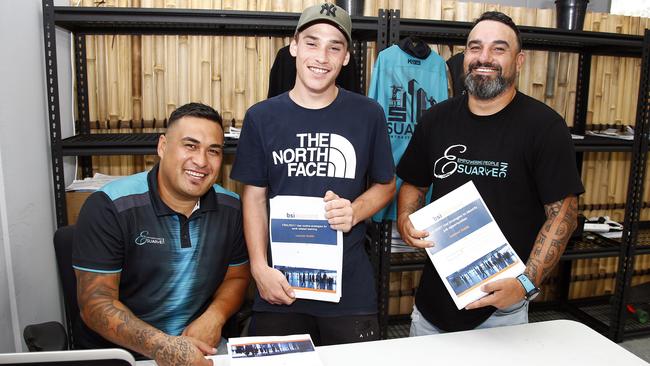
[135,231,166,246]
[434,144,509,179]
[272,133,356,179]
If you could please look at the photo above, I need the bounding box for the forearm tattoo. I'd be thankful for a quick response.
[525,197,578,286]
[403,190,426,215]
[76,271,197,365]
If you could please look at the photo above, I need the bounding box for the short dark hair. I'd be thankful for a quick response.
[472,11,522,51]
[167,102,223,129]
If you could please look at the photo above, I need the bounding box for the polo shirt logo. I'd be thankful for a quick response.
[135,231,166,246]
[320,3,337,17]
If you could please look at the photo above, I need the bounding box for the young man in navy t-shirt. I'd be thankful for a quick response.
[231,3,395,345]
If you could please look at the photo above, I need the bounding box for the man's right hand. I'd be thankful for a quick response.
[154,336,214,366]
[396,215,434,249]
[252,265,296,305]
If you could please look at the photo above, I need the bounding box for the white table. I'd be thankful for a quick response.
[137,320,647,365]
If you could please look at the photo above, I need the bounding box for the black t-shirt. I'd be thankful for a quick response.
[397,92,584,331]
[446,52,465,97]
[72,165,248,349]
[231,88,394,316]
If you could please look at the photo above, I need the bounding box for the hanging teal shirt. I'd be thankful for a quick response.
[369,44,449,221]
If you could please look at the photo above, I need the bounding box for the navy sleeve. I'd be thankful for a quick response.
[532,117,585,204]
[72,192,125,273]
[230,109,268,187]
[369,104,396,184]
[396,112,434,188]
[228,204,249,266]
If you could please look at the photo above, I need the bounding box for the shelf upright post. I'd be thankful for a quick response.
[573,51,592,173]
[388,9,399,47]
[42,0,68,228]
[374,8,398,340]
[610,29,650,342]
[378,220,392,339]
[559,50,592,314]
[73,33,93,178]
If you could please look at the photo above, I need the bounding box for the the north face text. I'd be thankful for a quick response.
[272,133,356,179]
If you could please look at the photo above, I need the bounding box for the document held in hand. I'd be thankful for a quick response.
[409,181,526,309]
[269,195,343,303]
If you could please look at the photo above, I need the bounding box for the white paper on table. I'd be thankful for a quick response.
[269,195,343,303]
[409,181,526,309]
[65,173,123,191]
[228,334,323,366]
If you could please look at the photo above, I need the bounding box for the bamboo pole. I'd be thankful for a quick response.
[429,0,441,20]
[212,2,223,114]
[531,9,552,102]
[140,0,154,127]
[363,0,376,16]
[415,0,428,20]
[165,34,179,116]
[178,35,190,105]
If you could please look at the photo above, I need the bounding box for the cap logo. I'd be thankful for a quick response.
[320,3,337,17]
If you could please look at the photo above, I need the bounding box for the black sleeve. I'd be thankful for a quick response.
[396,112,434,188]
[230,110,268,187]
[267,46,296,98]
[227,207,249,266]
[532,117,585,204]
[446,53,465,97]
[72,192,125,273]
[337,53,361,94]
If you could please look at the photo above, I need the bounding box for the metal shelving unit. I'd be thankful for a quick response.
[373,10,650,342]
[43,0,650,343]
[42,0,389,228]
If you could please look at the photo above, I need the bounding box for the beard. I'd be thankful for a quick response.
[464,61,517,100]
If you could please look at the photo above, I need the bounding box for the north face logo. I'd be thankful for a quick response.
[272,133,356,179]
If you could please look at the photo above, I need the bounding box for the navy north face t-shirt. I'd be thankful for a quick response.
[231,88,395,316]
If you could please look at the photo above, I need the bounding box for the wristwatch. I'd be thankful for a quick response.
[516,273,540,301]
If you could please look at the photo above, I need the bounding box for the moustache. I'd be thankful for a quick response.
[468,61,502,73]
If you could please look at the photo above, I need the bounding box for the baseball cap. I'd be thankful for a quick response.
[295,3,352,44]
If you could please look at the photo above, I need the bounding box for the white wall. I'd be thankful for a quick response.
[0,0,70,352]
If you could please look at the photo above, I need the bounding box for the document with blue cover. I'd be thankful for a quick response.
[269,195,343,303]
[409,181,525,309]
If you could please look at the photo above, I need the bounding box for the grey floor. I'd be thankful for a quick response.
[387,308,650,363]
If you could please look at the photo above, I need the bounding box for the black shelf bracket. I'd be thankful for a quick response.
[611,29,650,342]
[43,0,68,229]
[73,33,93,178]
[388,9,400,47]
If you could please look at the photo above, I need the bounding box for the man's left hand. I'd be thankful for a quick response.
[465,278,526,310]
[181,310,223,352]
[324,190,354,233]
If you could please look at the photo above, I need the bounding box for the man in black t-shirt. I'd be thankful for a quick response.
[72,103,250,366]
[396,12,584,334]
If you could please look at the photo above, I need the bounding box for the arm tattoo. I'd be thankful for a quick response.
[76,271,198,365]
[525,196,578,286]
[403,190,426,215]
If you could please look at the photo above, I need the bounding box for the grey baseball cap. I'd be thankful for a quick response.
[295,3,352,44]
